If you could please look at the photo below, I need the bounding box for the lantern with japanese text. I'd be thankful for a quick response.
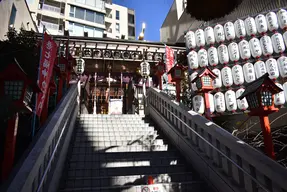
[243,62,256,83]
[208,93,215,114]
[193,95,205,114]
[214,24,225,43]
[260,35,274,57]
[221,66,233,87]
[198,49,208,67]
[236,88,248,110]
[271,33,285,54]
[283,82,287,101]
[254,60,267,78]
[154,61,165,90]
[225,90,237,112]
[185,31,196,50]
[204,26,215,45]
[207,46,218,66]
[249,37,262,58]
[190,72,198,91]
[266,11,279,32]
[224,22,236,41]
[191,67,217,120]
[238,73,283,159]
[238,39,251,60]
[274,83,285,106]
[277,9,287,30]
[214,92,226,113]
[140,61,150,78]
[265,58,279,80]
[232,65,244,85]
[234,19,246,39]
[187,50,198,69]
[228,42,240,62]
[283,31,287,47]
[212,68,222,88]
[195,29,205,47]
[277,56,287,78]
[168,63,187,102]
[255,14,268,34]
[245,17,257,36]
[217,44,229,64]
[75,58,85,75]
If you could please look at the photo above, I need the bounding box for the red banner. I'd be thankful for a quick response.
[36,32,57,116]
[165,46,174,83]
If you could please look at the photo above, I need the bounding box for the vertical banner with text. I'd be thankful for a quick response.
[165,45,174,83]
[36,32,57,116]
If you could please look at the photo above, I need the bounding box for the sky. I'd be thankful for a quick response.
[113,0,173,42]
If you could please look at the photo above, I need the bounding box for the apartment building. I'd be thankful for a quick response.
[0,0,37,39]
[27,0,136,39]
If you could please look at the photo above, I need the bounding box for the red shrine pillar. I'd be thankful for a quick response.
[204,92,212,121]
[260,116,275,160]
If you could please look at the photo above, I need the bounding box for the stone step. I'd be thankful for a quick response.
[60,182,204,192]
[71,145,169,153]
[72,136,159,142]
[75,130,157,135]
[69,151,181,162]
[75,127,154,131]
[73,139,164,147]
[67,165,187,178]
[64,172,195,188]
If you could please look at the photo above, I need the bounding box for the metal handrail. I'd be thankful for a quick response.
[148,95,270,191]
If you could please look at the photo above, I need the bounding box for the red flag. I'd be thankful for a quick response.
[36,32,57,116]
[165,46,174,83]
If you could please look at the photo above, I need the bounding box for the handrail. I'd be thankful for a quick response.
[146,88,287,192]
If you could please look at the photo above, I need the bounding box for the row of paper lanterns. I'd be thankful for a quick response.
[185,9,287,49]
[187,33,287,69]
[193,83,287,114]
[190,56,287,89]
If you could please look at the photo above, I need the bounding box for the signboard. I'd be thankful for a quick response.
[36,32,57,116]
[108,99,123,114]
[165,45,174,82]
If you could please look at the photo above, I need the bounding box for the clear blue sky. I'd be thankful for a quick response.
[113,0,173,42]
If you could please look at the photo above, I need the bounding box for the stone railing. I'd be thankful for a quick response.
[146,88,287,192]
[1,81,81,192]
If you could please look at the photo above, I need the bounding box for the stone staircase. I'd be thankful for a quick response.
[59,114,209,192]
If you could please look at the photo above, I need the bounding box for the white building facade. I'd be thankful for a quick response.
[27,0,135,39]
[0,0,38,39]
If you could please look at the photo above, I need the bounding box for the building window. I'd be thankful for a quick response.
[116,10,120,20]
[69,22,104,37]
[128,13,134,24]
[128,26,135,36]
[73,0,105,10]
[9,4,17,28]
[70,5,104,24]
[116,23,120,33]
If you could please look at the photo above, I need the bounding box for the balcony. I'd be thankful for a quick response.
[42,4,61,14]
[105,15,112,24]
[39,21,63,35]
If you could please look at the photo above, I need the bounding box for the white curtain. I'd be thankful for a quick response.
[73,23,84,36]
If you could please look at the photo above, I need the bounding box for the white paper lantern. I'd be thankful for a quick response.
[204,26,215,45]
[245,17,257,36]
[236,88,249,110]
[232,65,244,85]
[283,31,287,47]
[221,66,233,87]
[274,83,285,105]
[254,60,267,78]
[214,92,226,113]
[265,58,279,80]
[283,82,287,102]
[243,62,256,83]
[208,93,215,114]
[234,19,246,39]
[217,44,229,64]
[238,39,251,60]
[224,22,236,41]
[185,31,196,49]
[190,72,198,91]
[193,95,205,114]
[271,33,286,54]
[198,49,208,67]
[208,47,219,66]
[214,24,225,43]
[277,56,287,78]
[266,11,279,31]
[255,14,268,34]
[249,37,262,58]
[228,42,240,62]
[225,90,237,112]
[187,50,198,69]
[195,29,206,47]
[212,68,222,88]
[260,35,274,56]
[277,9,287,30]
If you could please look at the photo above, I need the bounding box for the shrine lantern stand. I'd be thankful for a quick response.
[154,61,165,90]
[238,73,282,160]
[167,63,187,102]
[191,67,217,120]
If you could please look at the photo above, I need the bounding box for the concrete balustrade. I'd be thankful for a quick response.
[146,88,287,192]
